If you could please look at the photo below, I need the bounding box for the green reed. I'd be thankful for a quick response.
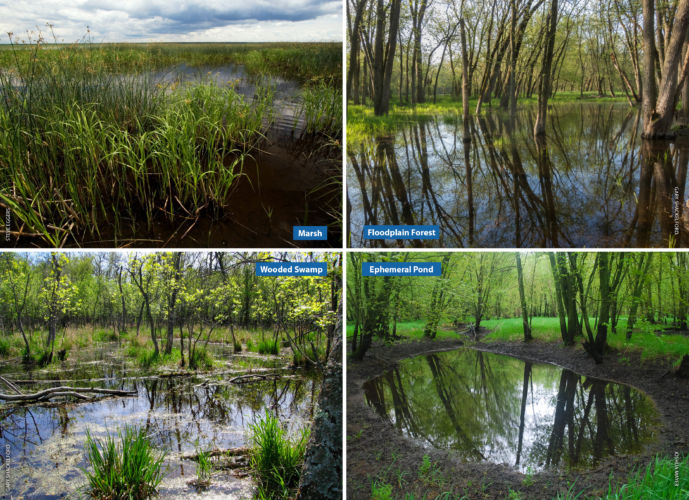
[0,34,282,245]
[82,425,167,499]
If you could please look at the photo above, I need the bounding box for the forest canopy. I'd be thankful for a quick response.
[347,252,689,365]
[0,251,341,369]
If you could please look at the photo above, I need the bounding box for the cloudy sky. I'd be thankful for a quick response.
[0,0,342,43]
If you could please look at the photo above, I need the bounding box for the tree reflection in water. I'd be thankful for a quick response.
[363,349,658,472]
[348,103,689,248]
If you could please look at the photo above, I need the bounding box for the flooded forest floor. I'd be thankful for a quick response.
[346,337,689,499]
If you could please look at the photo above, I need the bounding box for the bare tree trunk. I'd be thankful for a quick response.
[642,0,689,138]
[296,304,342,499]
[460,19,471,142]
[516,253,532,341]
[372,0,402,115]
[533,0,559,137]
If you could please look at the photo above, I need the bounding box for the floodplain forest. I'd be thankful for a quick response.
[346,251,689,499]
[0,251,342,499]
[0,34,343,247]
[346,0,689,248]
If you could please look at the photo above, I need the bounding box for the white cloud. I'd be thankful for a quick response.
[0,0,342,42]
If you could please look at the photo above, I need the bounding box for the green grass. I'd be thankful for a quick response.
[0,337,10,356]
[194,447,212,489]
[249,411,310,499]
[300,82,342,137]
[346,320,458,341]
[189,347,214,370]
[0,34,339,246]
[257,339,279,356]
[482,316,689,362]
[347,92,628,145]
[371,480,393,500]
[82,425,166,499]
[603,454,688,499]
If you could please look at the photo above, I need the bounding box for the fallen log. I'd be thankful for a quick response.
[0,386,137,402]
[181,447,251,460]
[229,373,281,384]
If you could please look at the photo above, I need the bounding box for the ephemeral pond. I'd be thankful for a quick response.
[363,348,659,473]
[0,342,320,498]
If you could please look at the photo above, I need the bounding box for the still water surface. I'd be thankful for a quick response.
[0,342,319,498]
[348,103,689,248]
[363,348,658,472]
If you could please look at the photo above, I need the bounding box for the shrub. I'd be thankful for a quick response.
[83,425,166,499]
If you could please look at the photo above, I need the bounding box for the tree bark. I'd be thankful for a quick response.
[642,0,689,138]
[533,0,559,136]
[516,253,532,341]
[373,0,402,115]
[296,304,342,499]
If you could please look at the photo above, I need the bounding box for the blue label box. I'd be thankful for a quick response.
[293,226,328,240]
[256,262,327,276]
[363,225,439,239]
[362,262,442,276]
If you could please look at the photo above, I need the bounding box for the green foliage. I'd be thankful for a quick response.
[371,480,393,500]
[0,337,10,356]
[0,32,339,245]
[194,446,212,490]
[300,83,342,136]
[82,425,166,499]
[417,454,444,488]
[93,329,119,342]
[249,411,310,499]
[257,339,279,355]
[189,347,214,370]
[521,466,535,487]
[604,454,689,499]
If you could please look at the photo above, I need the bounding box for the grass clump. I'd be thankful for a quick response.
[257,339,279,356]
[300,83,342,137]
[0,337,10,356]
[371,480,393,500]
[604,454,688,499]
[189,347,214,370]
[82,425,166,499]
[249,411,310,499]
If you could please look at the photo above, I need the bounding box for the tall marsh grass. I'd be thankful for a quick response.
[249,411,310,498]
[82,425,166,499]
[0,33,300,245]
[299,83,342,137]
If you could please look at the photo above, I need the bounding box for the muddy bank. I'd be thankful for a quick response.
[347,338,689,499]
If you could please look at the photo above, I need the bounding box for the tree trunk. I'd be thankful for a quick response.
[296,306,342,499]
[516,253,532,341]
[372,0,402,116]
[533,0,559,137]
[460,19,471,142]
[642,0,689,138]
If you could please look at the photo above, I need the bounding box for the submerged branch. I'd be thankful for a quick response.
[0,386,137,402]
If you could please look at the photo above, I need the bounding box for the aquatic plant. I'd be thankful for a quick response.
[257,339,279,355]
[249,411,310,498]
[82,425,166,499]
[0,30,342,246]
[299,82,342,137]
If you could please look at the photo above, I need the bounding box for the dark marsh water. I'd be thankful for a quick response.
[0,343,320,498]
[347,103,689,248]
[363,348,658,472]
